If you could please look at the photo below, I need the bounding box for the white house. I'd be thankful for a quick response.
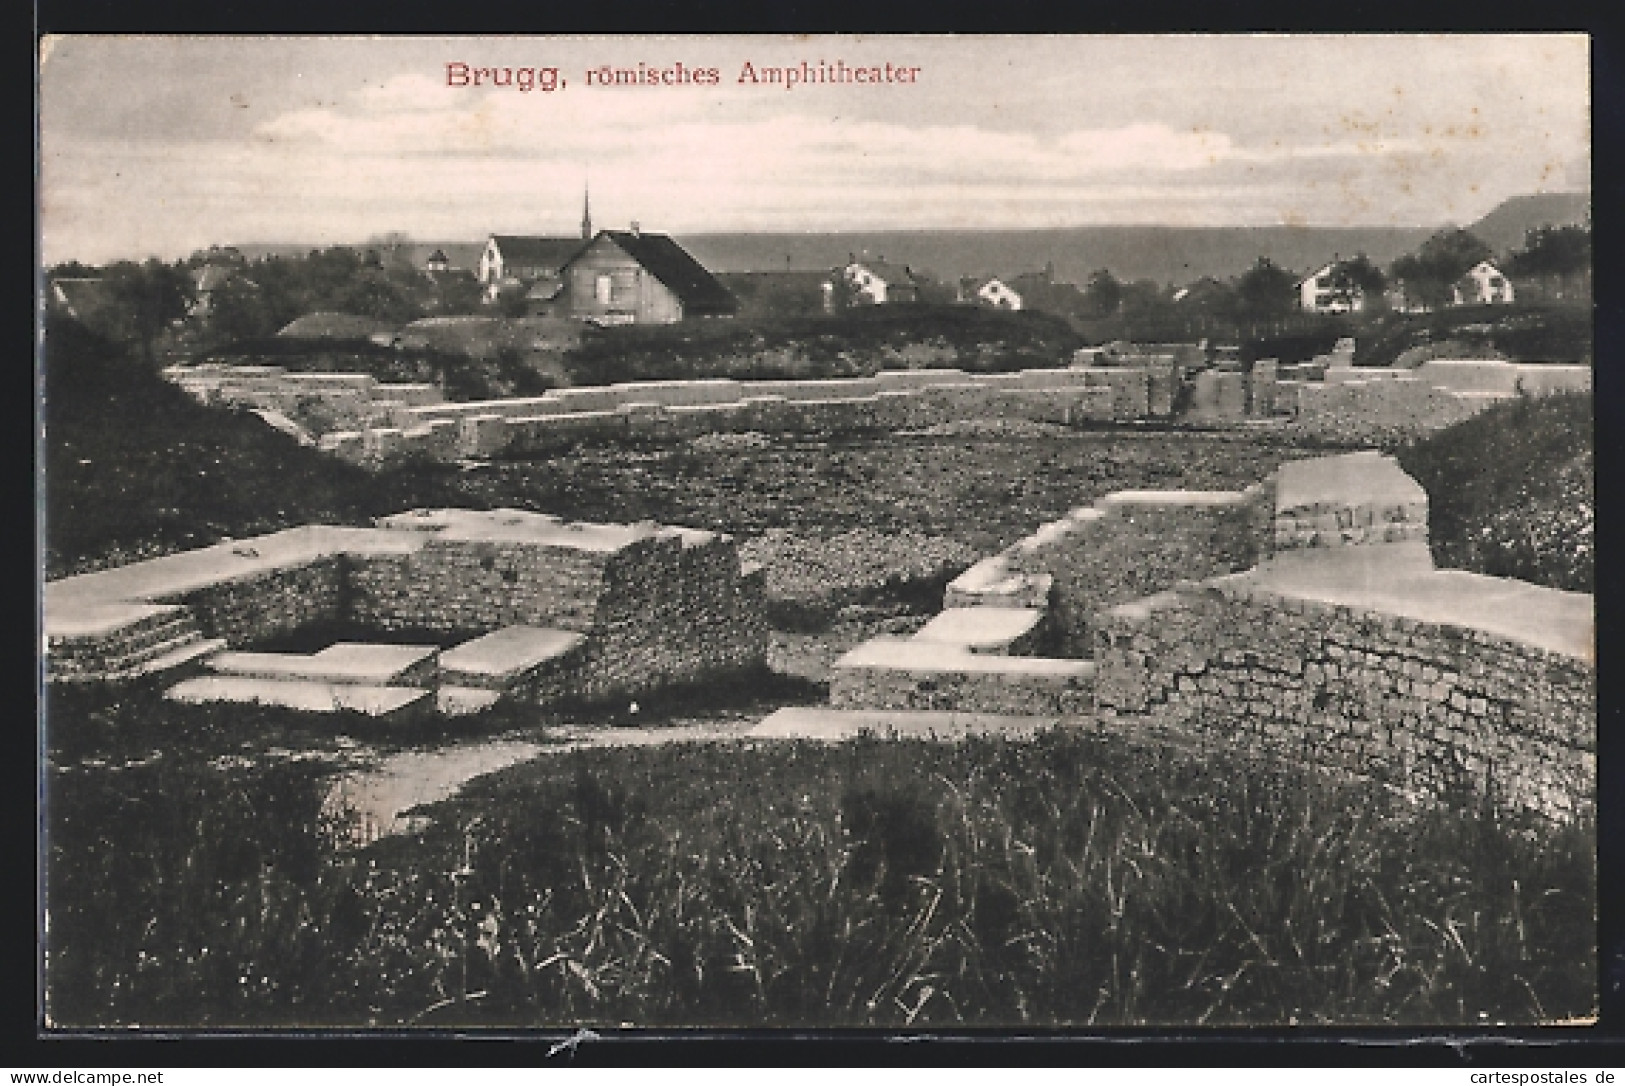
[1452,260,1515,306]
[477,235,585,300]
[960,276,1024,310]
[1297,262,1366,315]
[843,259,920,305]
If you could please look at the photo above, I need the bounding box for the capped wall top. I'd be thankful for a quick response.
[376,508,719,552]
[1273,451,1426,515]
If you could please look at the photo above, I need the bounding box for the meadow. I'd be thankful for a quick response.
[46,721,1595,1028]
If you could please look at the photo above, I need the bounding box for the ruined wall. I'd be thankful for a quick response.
[1280,377,1489,445]
[160,558,348,647]
[1092,577,1594,821]
[569,534,769,701]
[345,530,768,699]
[349,537,615,634]
[1001,486,1272,656]
[310,369,1138,467]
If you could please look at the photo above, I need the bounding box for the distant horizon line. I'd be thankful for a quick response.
[48,186,1590,267]
[49,221,1474,266]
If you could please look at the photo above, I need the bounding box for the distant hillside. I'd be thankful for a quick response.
[676,226,1435,285]
[237,226,1433,288]
[1467,191,1590,256]
[229,200,1585,289]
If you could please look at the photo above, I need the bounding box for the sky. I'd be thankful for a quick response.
[38,34,1591,265]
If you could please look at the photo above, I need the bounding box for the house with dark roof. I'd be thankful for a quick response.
[842,259,921,305]
[560,228,737,325]
[424,249,451,273]
[478,235,586,300]
[1297,261,1369,315]
[1008,268,1088,319]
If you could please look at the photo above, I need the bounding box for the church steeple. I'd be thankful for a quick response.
[580,182,593,240]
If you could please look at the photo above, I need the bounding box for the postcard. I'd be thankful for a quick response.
[38,33,1595,1034]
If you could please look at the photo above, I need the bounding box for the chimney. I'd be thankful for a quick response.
[630,221,641,237]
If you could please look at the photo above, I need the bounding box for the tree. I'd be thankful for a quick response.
[1325,254,1387,311]
[1505,223,1591,301]
[366,232,418,273]
[207,277,278,343]
[337,269,422,324]
[1389,228,1493,311]
[1082,269,1123,318]
[100,259,192,365]
[1118,278,1171,322]
[1233,257,1298,329]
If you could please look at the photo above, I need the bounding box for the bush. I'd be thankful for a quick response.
[1396,392,1593,591]
[561,306,1083,386]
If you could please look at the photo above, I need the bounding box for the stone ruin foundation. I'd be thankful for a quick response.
[800,450,1593,822]
[44,509,768,719]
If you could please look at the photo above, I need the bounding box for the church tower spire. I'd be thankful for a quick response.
[580,182,593,240]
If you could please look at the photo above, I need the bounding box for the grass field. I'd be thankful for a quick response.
[46,723,1595,1028]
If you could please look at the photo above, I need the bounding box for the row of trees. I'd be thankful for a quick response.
[1073,217,1590,337]
[50,242,486,363]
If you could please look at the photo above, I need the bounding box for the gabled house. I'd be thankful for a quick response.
[1008,269,1088,319]
[1297,261,1367,315]
[1451,260,1515,306]
[478,235,587,301]
[842,259,921,305]
[560,227,737,325]
[424,249,451,274]
[958,276,1024,310]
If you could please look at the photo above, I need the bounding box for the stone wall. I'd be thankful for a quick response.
[158,558,347,647]
[346,523,768,701]
[1092,576,1594,821]
[305,368,1149,467]
[175,355,1593,468]
[1280,377,1490,445]
[829,641,1096,716]
[350,537,615,634]
[45,510,768,703]
[570,535,769,701]
[1000,486,1271,656]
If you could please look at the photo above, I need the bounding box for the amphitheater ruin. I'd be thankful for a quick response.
[45,444,1593,821]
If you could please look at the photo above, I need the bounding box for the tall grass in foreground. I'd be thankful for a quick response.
[46,731,1594,1028]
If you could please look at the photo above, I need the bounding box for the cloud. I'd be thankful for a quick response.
[39,35,1593,263]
